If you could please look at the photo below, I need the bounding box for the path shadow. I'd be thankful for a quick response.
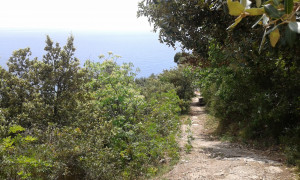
[190,99,206,107]
[196,137,282,165]
[190,110,206,116]
[190,101,200,107]
[189,96,283,165]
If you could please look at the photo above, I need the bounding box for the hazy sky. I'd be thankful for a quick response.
[0,0,151,32]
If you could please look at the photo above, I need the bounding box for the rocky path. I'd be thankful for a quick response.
[160,95,297,180]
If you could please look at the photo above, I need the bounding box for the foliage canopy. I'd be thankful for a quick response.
[138,0,300,170]
[0,36,182,179]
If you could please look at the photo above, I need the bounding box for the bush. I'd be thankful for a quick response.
[195,40,300,168]
[158,66,194,114]
[0,44,181,179]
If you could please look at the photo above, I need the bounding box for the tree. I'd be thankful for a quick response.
[41,35,86,125]
[1,37,182,179]
[138,0,299,58]
[138,0,233,59]
[138,0,300,169]
[226,0,300,51]
[0,36,86,128]
[3,48,45,127]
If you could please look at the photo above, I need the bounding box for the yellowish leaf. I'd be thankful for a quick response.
[269,28,280,47]
[227,15,244,30]
[75,127,81,133]
[240,0,247,7]
[245,8,265,15]
[256,0,261,7]
[227,0,245,16]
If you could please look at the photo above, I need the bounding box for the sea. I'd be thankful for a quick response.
[0,29,179,77]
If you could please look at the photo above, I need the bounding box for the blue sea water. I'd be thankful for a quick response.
[0,29,178,77]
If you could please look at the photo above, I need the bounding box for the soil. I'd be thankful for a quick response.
[158,94,298,180]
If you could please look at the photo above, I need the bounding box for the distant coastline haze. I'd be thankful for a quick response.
[0,0,179,77]
[0,30,178,77]
[0,0,151,33]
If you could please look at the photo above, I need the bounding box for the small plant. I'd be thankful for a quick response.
[188,134,195,141]
[184,143,193,154]
[184,122,194,154]
[184,118,192,126]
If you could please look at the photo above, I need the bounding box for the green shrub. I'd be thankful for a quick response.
[158,66,194,114]
[195,40,300,168]
[0,125,53,180]
[0,39,182,179]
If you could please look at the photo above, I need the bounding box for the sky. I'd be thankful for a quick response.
[0,0,152,32]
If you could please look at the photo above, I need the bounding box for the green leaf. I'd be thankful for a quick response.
[23,135,37,142]
[264,4,282,18]
[9,125,25,133]
[285,26,296,47]
[17,171,24,176]
[288,22,300,34]
[2,136,14,149]
[273,0,279,6]
[284,0,293,14]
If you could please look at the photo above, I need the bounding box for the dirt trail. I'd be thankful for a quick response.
[160,95,297,180]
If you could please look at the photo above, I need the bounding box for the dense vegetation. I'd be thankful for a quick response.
[0,36,192,179]
[0,0,298,178]
[139,0,300,170]
[136,66,194,114]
